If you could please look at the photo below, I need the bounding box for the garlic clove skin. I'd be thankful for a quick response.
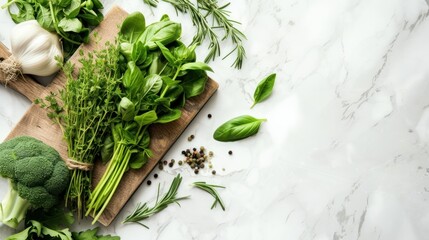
[10,20,64,77]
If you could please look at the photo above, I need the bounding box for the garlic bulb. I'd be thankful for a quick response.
[0,20,63,82]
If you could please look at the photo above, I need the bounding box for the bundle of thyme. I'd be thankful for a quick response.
[38,43,121,218]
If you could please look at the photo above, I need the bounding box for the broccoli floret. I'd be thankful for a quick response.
[0,136,70,229]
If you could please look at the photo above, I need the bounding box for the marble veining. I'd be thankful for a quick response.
[2,0,429,239]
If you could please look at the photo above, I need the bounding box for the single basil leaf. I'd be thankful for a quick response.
[129,150,150,169]
[156,109,182,123]
[134,110,158,127]
[63,0,81,18]
[156,41,177,66]
[120,12,146,43]
[181,70,208,98]
[161,76,180,87]
[165,85,183,101]
[172,42,196,62]
[120,42,133,61]
[58,18,83,33]
[139,21,181,50]
[91,0,103,9]
[131,41,147,65]
[143,74,163,96]
[213,115,267,142]
[123,61,144,99]
[118,97,136,121]
[180,62,213,72]
[251,73,276,108]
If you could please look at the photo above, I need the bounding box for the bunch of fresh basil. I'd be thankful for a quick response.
[86,12,213,222]
[2,0,104,58]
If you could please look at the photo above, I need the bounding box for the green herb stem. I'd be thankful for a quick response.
[123,174,188,227]
[192,181,225,211]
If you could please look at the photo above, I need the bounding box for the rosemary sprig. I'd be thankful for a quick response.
[192,181,226,211]
[197,0,246,69]
[123,174,189,228]
[144,0,159,7]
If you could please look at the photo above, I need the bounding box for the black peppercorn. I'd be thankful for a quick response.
[163,160,167,165]
[212,170,216,175]
[228,150,233,155]
[208,114,212,118]
[147,180,152,185]
[154,173,158,179]
[194,169,199,174]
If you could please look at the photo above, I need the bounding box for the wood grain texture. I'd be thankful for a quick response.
[0,6,218,226]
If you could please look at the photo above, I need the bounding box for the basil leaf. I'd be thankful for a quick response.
[181,70,208,98]
[123,61,144,99]
[155,109,182,123]
[63,0,81,18]
[251,73,276,108]
[139,21,181,50]
[131,41,147,65]
[58,18,83,33]
[120,12,146,43]
[213,115,266,142]
[134,110,158,127]
[118,97,135,121]
[156,41,177,66]
[143,74,163,96]
[129,149,151,169]
[180,62,213,72]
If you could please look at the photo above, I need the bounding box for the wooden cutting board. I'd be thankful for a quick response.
[0,6,218,226]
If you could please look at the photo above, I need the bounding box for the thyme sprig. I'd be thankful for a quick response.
[123,174,189,228]
[193,181,226,211]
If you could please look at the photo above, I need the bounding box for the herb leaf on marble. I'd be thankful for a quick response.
[193,181,226,211]
[213,115,266,142]
[251,73,276,108]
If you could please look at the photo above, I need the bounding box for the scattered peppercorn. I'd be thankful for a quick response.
[194,169,199,174]
[228,150,233,155]
[158,165,164,170]
[168,162,174,168]
[178,160,183,165]
[188,134,195,141]
[212,170,216,175]
[147,180,152,185]
[181,150,186,155]
[154,173,158,179]
[208,114,212,118]
[163,160,167,165]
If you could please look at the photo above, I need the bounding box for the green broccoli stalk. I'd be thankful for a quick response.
[0,136,70,229]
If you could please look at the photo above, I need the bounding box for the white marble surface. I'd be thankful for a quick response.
[2,0,429,239]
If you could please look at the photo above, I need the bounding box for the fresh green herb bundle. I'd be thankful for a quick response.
[39,43,122,218]
[146,0,246,69]
[2,0,104,58]
[85,12,212,223]
[123,174,188,228]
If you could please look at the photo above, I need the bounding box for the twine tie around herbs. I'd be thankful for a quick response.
[0,55,22,84]
[66,158,93,171]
